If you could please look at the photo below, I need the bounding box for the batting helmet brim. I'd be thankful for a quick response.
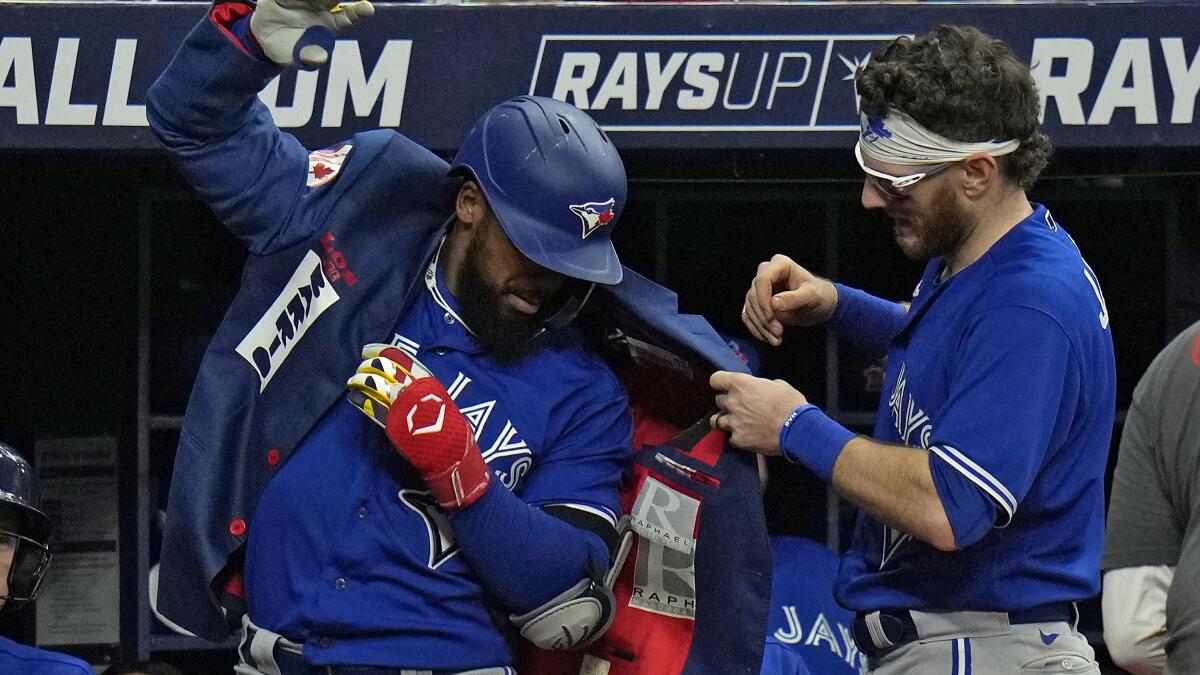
[487,189,624,286]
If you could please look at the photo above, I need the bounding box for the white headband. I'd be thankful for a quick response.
[859,109,1020,166]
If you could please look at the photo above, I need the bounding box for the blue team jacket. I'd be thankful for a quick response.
[146,10,769,667]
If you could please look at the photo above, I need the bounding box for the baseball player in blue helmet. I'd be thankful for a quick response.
[712,25,1115,674]
[145,1,644,672]
[0,443,90,675]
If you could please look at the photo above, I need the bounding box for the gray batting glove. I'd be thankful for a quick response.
[250,0,375,68]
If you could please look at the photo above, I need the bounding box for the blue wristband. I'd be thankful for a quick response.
[778,404,855,482]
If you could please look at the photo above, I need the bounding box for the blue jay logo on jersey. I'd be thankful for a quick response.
[569,198,616,239]
[399,489,459,568]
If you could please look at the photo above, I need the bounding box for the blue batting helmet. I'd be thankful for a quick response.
[451,96,627,285]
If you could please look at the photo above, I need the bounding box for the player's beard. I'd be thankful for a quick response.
[454,232,544,363]
[887,181,974,262]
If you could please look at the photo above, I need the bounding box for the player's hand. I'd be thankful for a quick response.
[709,370,807,455]
[347,344,491,510]
[742,254,838,346]
[250,0,375,68]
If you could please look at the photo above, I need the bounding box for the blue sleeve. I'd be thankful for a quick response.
[829,283,908,358]
[449,480,609,614]
[145,7,319,254]
[449,382,631,614]
[519,390,633,524]
[928,451,997,549]
[928,306,1079,540]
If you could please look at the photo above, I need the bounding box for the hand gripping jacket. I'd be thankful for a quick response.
[146,10,770,671]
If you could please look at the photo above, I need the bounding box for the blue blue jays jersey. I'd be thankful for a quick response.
[246,253,630,668]
[836,204,1116,612]
[762,537,864,675]
[0,637,90,675]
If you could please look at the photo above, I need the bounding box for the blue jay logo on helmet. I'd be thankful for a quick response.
[569,198,616,239]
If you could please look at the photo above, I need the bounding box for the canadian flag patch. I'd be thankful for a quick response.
[307,144,353,188]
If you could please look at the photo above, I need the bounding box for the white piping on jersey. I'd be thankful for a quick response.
[928,444,1017,527]
[543,502,619,529]
[425,237,478,338]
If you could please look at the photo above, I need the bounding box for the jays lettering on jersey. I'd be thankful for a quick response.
[764,537,864,675]
[836,205,1116,613]
[246,252,629,667]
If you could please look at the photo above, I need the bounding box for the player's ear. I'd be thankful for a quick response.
[960,153,998,200]
[455,181,489,230]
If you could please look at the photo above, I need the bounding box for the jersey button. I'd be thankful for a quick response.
[266,448,281,467]
[434,347,448,356]
[318,637,333,649]
[356,506,368,520]
[334,577,347,591]
[443,312,455,325]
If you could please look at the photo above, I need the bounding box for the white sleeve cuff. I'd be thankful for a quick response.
[928,444,1018,527]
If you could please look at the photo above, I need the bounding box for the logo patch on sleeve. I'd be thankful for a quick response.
[307,144,353,188]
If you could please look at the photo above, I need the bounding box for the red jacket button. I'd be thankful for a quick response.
[229,519,247,537]
[267,448,282,466]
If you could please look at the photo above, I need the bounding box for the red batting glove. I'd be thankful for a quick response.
[386,377,491,510]
[346,344,491,510]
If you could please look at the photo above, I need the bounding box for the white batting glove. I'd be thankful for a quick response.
[250,0,375,68]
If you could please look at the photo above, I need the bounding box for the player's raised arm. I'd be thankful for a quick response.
[145,0,373,253]
[741,254,906,357]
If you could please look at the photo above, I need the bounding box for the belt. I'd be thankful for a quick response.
[851,602,1074,659]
